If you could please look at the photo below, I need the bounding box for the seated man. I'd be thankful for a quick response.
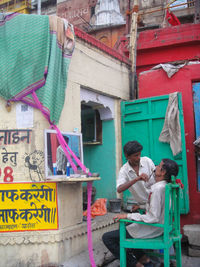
[103,158,179,267]
[117,141,155,208]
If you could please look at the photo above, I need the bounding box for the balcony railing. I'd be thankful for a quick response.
[0,0,31,13]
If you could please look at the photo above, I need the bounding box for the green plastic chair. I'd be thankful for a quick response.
[119,177,182,267]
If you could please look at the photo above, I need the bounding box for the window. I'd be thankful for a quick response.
[81,104,102,144]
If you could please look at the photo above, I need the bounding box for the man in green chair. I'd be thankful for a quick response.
[102,158,179,267]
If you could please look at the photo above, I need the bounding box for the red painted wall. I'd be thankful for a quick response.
[136,24,200,226]
[137,23,200,74]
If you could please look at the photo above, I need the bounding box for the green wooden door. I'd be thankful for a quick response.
[121,93,189,214]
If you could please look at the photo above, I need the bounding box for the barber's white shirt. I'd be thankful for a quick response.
[126,180,166,239]
[117,157,155,204]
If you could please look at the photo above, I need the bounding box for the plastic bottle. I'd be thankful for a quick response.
[66,162,70,177]
[53,163,57,175]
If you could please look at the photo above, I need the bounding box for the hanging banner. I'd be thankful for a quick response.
[0,182,58,232]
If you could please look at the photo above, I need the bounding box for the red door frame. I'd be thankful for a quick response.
[136,23,200,225]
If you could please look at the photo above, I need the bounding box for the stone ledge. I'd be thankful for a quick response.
[0,212,117,246]
[183,224,200,247]
[188,246,200,257]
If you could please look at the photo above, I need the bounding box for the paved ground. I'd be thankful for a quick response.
[62,239,200,267]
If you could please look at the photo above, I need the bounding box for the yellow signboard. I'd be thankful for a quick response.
[0,182,58,232]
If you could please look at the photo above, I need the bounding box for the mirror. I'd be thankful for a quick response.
[44,129,83,179]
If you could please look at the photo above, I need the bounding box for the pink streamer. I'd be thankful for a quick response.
[10,73,95,267]
[87,181,96,267]
[32,91,51,124]
[52,125,92,175]
[31,92,92,175]
[32,92,78,171]
[32,92,95,266]
[51,124,78,172]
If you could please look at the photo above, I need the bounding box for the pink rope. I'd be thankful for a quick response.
[32,92,76,171]
[87,181,96,267]
[32,92,95,266]
[51,124,78,172]
[31,92,92,174]
[32,91,51,124]
[52,124,92,175]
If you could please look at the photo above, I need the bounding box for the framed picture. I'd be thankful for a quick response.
[44,129,84,179]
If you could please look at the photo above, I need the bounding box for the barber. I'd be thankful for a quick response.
[117,141,155,209]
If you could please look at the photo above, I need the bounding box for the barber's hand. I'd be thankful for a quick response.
[139,173,148,182]
[113,214,127,222]
[131,205,140,212]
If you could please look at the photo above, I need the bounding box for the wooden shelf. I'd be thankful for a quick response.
[45,176,101,182]
[83,141,102,145]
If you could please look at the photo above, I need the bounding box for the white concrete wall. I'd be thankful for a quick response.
[0,101,48,182]
[0,38,130,266]
[68,40,129,100]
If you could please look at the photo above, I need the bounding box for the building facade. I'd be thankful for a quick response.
[0,23,130,266]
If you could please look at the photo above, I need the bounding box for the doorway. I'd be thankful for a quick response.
[192,82,200,191]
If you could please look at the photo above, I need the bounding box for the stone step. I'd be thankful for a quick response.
[183,224,200,257]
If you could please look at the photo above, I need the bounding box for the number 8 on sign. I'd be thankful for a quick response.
[3,166,14,182]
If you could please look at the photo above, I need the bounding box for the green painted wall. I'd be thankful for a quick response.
[83,120,116,200]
